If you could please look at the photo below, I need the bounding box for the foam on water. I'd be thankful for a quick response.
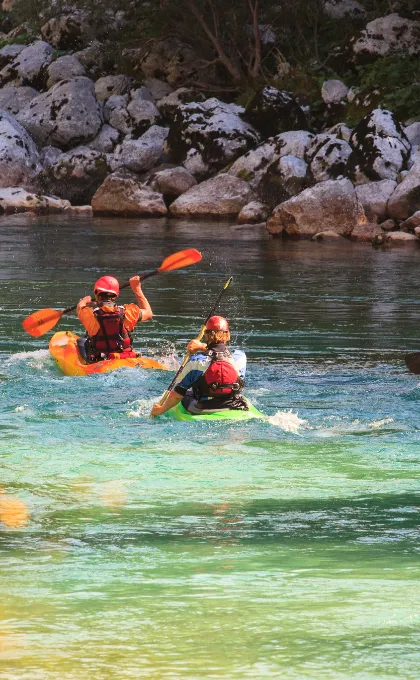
[267,409,308,434]
[5,349,53,371]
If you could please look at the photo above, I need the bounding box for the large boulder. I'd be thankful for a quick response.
[0,187,70,214]
[404,122,420,147]
[0,41,53,89]
[94,75,132,102]
[91,171,167,216]
[169,174,251,218]
[245,87,306,137]
[0,44,25,69]
[150,167,197,199]
[387,160,420,220]
[104,92,160,137]
[17,77,103,150]
[167,98,259,173]
[307,134,352,183]
[0,110,42,189]
[352,14,420,62]
[157,87,205,118]
[40,146,110,204]
[46,55,85,89]
[0,86,37,115]
[267,178,365,237]
[259,154,308,208]
[41,13,92,50]
[113,125,168,173]
[347,109,411,184]
[355,179,397,221]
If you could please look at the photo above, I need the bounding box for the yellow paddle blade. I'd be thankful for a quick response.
[22,308,63,337]
[158,248,202,273]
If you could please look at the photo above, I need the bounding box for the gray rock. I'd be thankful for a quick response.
[321,79,349,104]
[41,13,91,50]
[404,122,420,147]
[274,130,314,159]
[228,139,278,189]
[0,187,70,214]
[327,123,352,142]
[237,200,268,224]
[0,110,42,189]
[39,145,63,168]
[169,174,252,218]
[144,77,173,102]
[352,14,420,60]
[387,161,420,220]
[74,41,105,78]
[113,125,168,173]
[0,86,37,115]
[40,145,110,204]
[348,109,411,184]
[245,86,306,137]
[259,154,308,208]
[94,75,132,102]
[139,38,206,86]
[105,93,160,137]
[0,41,53,89]
[307,134,352,183]
[183,148,209,178]
[88,124,121,153]
[387,231,419,244]
[17,77,103,150]
[46,55,85,89]
[92,171,167,216]
[167,97,259,172]
[350,222,382,242]
[355,179,397,221]
[324,0,365,19]
[379,218,396,232]
[401,210,420,231]
[267,178,365,238]
[151,166,197,198]
[131,86,154,103]
[0,44,25,69]
[103,94,129,123]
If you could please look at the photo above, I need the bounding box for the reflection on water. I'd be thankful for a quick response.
[1,215,420,679]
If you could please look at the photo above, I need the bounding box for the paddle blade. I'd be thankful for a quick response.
[22,308,63,337]
[158,248,202,273]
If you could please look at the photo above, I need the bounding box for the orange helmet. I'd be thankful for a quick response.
[94,276,120,296]
[205,316,229,331]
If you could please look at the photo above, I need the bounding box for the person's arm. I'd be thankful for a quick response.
[186,339,207,354]
[77,296,99,335]
[130,276,153,321]
[151,390,183,417]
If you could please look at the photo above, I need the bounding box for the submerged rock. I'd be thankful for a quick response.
[169,174,251,218]
[91,171,167,216]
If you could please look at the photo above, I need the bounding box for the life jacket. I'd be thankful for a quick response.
[193,345,245,401]
[87,306,135,361]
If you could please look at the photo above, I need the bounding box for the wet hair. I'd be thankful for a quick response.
[204,329,230,345]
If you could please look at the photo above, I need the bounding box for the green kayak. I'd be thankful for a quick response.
[168,400,265,422]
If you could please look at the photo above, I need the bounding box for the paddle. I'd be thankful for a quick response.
[159,276,233,406]
[22,248,202,338]
[405,352,420,374]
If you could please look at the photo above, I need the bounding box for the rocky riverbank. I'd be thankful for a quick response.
[0,5,420,245]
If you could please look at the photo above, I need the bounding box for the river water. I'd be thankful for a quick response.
[1,215,419,680]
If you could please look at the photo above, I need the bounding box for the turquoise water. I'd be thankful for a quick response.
[1,216,420,679]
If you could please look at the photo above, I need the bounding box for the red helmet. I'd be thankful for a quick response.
[206,316,229,331]
[94,275,120,296]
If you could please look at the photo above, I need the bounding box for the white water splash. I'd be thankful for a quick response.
[126,398,154,418]
[6,349,52,370]
[368,417,394,429]
[268,409,308,434]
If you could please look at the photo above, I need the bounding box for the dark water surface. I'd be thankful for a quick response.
[0,216,419,679]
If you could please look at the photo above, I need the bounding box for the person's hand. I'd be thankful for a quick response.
[151,403,165,417]
[187,339,207,354]
[78,295,92,307]
[129,275,142,293]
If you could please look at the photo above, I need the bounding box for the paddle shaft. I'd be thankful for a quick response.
[159,277,233,405]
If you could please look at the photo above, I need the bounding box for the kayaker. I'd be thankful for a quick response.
[77,275,153,362]
[151,316,247,417]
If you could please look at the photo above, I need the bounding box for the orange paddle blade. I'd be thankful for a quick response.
[22,308,63,337]
[158,248,202,273]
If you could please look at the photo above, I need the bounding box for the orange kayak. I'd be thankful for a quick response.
[49,331,168,376]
